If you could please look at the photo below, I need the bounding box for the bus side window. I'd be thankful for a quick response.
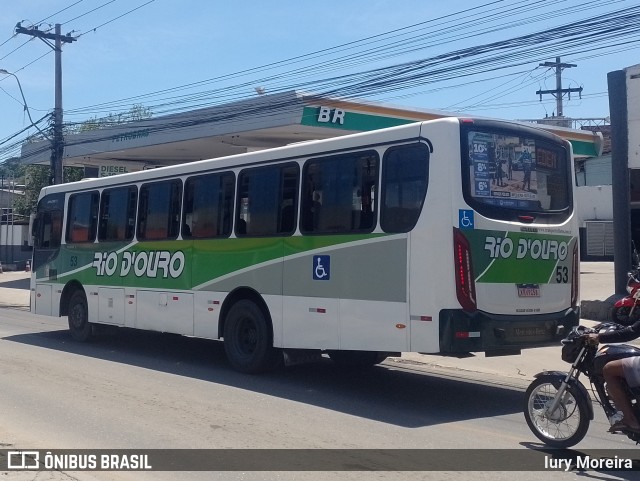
[126,188,137,239]
[99,186,137,242]
[381,143,429,233]
[301,151,378,234]
[236,164,298,237]
[183,172,235,239]
[277,166,299,235]
[137,180,182,241]
[37,210,62,248]
[66,191,99,243]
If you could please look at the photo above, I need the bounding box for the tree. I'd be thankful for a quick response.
[0,157,25,187]
[13,165,83,217]
[66,104,153,134]
[9,104,152,216]
[12,104,151,215]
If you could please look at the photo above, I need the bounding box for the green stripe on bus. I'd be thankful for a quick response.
[47,233,388,290]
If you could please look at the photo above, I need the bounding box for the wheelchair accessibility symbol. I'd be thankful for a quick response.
[313,255,330,280]
[459,209,474,230]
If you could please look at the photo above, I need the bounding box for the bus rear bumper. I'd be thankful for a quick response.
[438,307,580,355]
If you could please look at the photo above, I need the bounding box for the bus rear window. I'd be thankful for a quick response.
[465,130,570,216]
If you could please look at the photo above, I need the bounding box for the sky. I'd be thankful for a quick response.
[0,0,639,160]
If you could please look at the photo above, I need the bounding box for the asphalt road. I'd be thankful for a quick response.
[1,307,639,481]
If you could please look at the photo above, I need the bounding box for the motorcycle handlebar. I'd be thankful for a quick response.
[563,322,624,346]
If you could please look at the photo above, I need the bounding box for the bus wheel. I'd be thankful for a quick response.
[223,299,280,374]
[327,350,387,368]
[68,290,92,342]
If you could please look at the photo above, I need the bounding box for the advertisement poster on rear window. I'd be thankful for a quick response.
[468,132,538,210]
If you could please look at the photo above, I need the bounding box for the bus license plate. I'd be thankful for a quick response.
[514,327,549,337]
[517,284,540,297]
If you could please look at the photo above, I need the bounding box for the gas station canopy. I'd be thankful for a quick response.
[20,90,603,177]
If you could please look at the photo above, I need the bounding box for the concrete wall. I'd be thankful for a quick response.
[0,224,32,268]
[0,189,23,209]
[576,185,613,224]
[576,155,612,186]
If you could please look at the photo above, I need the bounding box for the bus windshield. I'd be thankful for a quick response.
[465,128,571,217]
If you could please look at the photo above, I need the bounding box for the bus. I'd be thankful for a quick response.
[30,117,579,373]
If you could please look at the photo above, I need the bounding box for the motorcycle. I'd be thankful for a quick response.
[611,269,640,326]
[611,243,640,326]
[524,323,640,448]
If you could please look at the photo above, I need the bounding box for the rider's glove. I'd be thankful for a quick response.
[583,333,599,346]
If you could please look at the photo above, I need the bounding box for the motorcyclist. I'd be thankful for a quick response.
[586,319,640,433]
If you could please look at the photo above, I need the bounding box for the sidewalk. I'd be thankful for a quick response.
[580,261,618,323]
[0,269,30,310]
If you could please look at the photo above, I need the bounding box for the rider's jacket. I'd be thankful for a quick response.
[600,320,640,343]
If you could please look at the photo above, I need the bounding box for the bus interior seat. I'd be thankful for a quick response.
[236,218,247,235]
[318,206,350,232]
[280,205,295,233]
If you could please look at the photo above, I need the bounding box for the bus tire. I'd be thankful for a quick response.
[327,350,387,367]
[68,290,93,342]
[223,299,280,374]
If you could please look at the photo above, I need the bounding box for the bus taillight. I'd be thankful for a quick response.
[454,228,477,312]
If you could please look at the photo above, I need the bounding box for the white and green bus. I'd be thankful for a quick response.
[30,117,579,373]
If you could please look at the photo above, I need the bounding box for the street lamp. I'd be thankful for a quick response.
[0,68,51,141]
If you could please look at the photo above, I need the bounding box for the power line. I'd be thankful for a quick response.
[60,0,118,26]
[14,23,77,184]
[0,1,84,58]
[62,1,639,120]
[36,0,86,25]
[0,38,34,62]
[0,0,154,66]
[60,0,566,113]
[2,1,639,163]
[75,0,155,37]
[535,57,583,117]
[10,50,53,78]
[3,0,628,118]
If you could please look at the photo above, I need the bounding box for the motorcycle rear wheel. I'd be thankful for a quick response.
[524,377,590,448]
[611,305,637,326]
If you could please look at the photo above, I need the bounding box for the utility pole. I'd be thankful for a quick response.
[536,57,583,118]
[15,23,76,185]
[608,69,631,295]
